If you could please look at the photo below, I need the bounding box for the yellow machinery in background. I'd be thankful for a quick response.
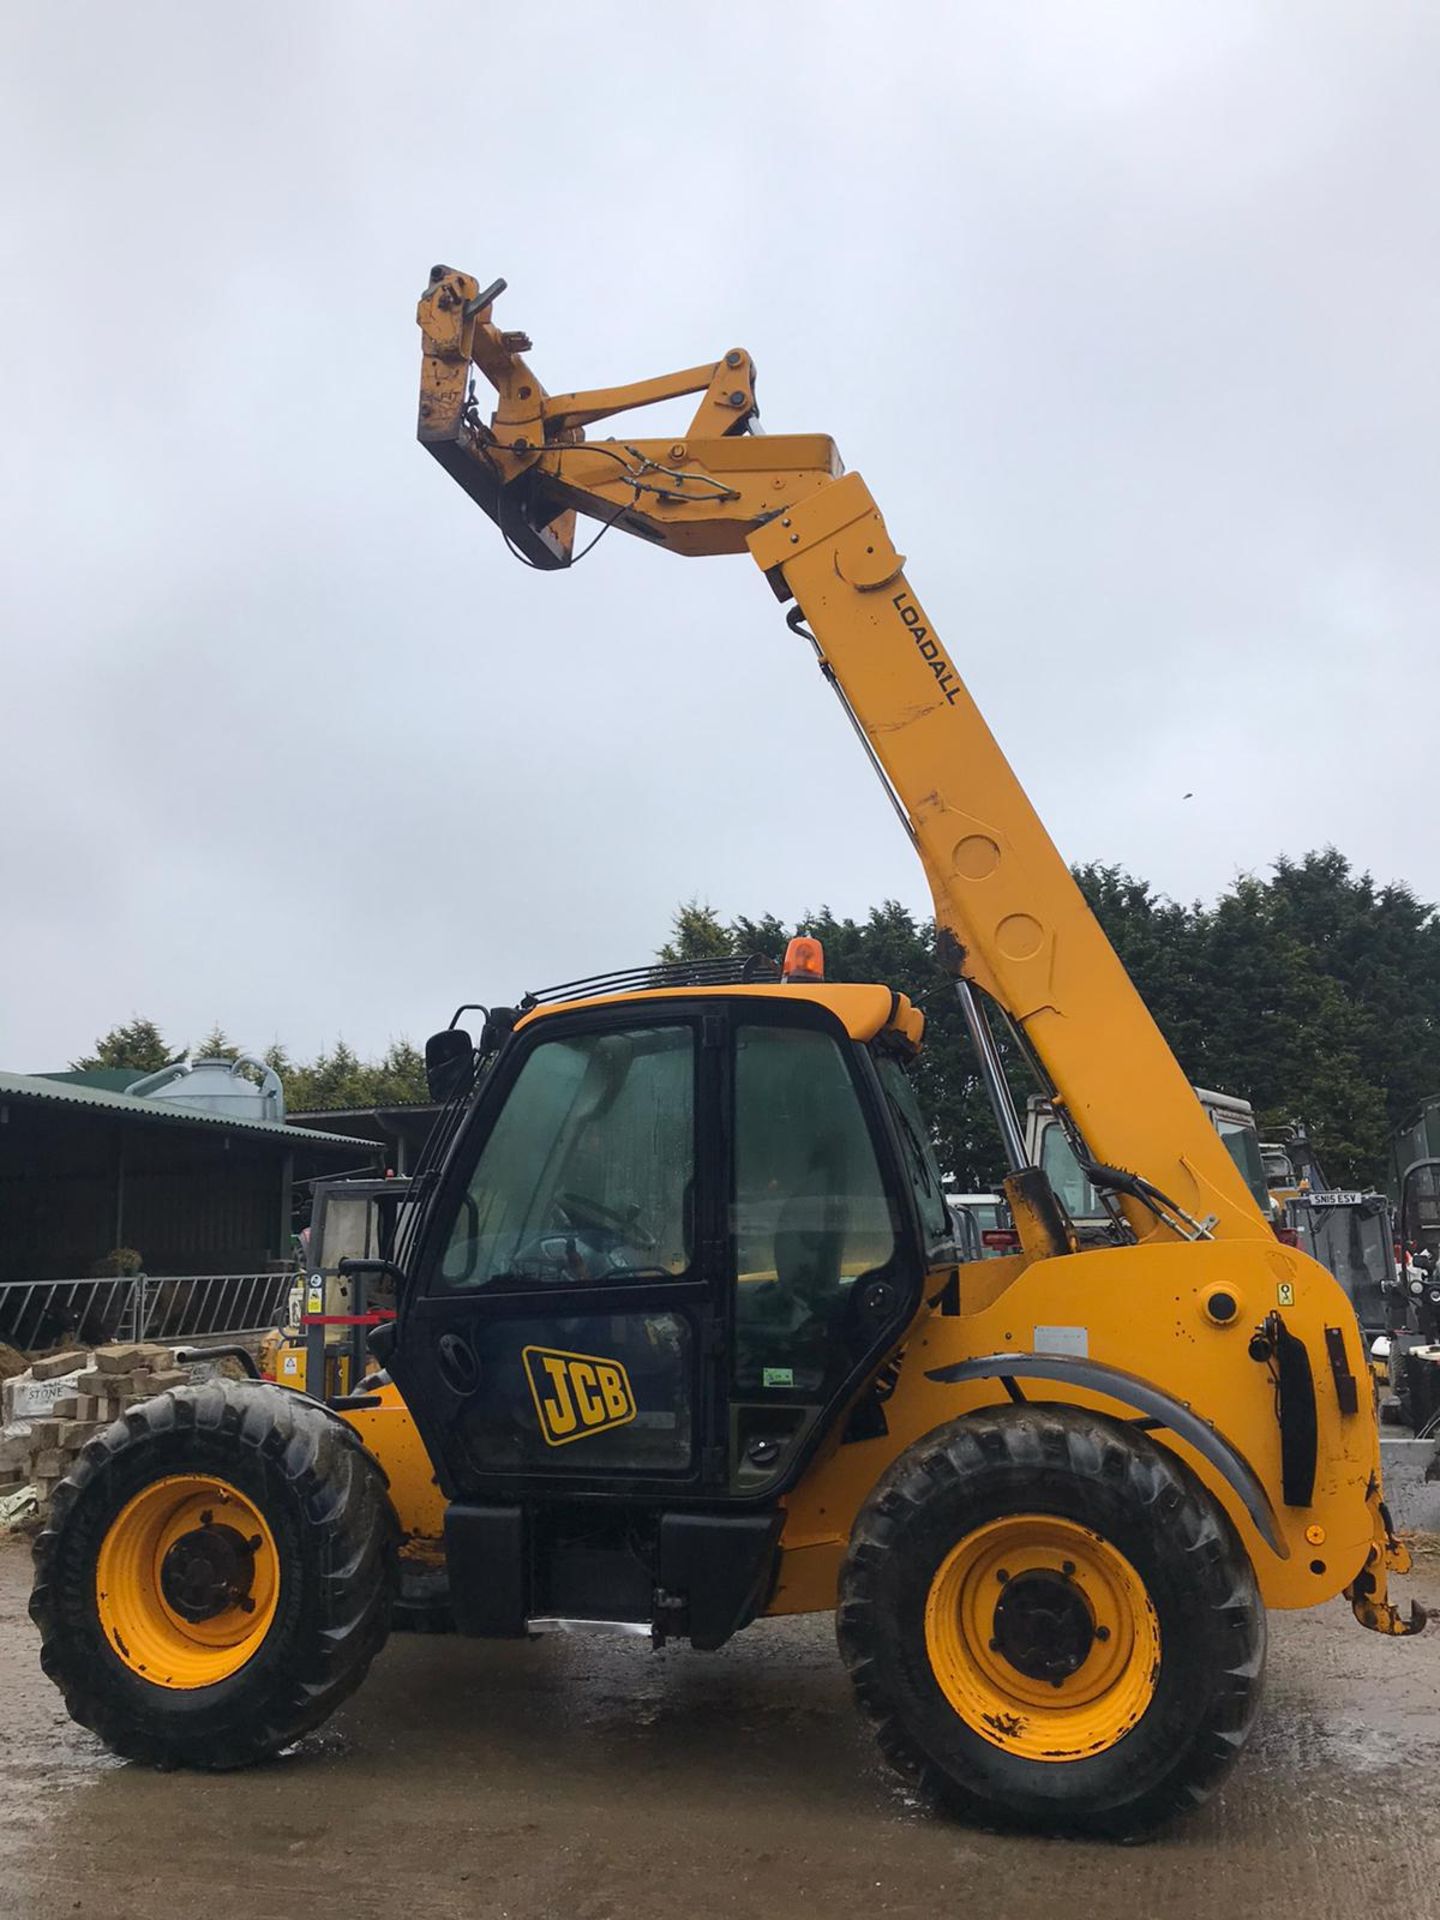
[29,273,1421,1840]
[258,1176,415,1402]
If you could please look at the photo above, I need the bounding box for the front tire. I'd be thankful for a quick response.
[837,1405,1265,1838]
[30,1382,397,1768]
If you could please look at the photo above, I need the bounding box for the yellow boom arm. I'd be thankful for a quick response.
[417,266,1263,1249]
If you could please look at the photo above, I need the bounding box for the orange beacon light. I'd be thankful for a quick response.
[782,936,825,982]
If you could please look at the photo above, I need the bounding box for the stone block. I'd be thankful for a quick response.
[31,1351,87,1383]
[146,1370,186,1394]
[32,1450,65,1476]
[50,1396,79,1420]
[94,1345,147,1374]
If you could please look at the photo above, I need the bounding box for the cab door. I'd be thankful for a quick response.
[388,994,934,1508]
[390,1006,725,1497]
[721,1005,934,1497]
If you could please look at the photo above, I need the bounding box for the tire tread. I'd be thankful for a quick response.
[836,1405,1266,1837]
[30,1382,397,1769]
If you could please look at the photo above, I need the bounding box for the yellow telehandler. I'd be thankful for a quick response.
[29,271,1422,1837]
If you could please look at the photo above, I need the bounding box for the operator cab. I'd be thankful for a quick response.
[381,946,955,1642]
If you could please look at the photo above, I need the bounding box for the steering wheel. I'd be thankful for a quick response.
[557,1190,655,1249]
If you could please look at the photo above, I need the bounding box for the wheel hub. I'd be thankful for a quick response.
[96,1474,281,1690]
[159,1519,259,1623]
[992,1567,1095,1683]
[924,1513,1162,1762]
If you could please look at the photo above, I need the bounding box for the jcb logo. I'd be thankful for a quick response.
[522,1345,637,1447]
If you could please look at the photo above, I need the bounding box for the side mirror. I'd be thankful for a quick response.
[425,1028,474,1103]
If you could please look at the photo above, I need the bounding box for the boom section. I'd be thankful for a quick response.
[747,479,1264,1243]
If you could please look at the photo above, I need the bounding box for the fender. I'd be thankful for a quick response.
[924,1350,1287,1559]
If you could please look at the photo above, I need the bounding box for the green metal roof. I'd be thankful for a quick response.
[37,1067,146,1093]
[0,1071,380,1154]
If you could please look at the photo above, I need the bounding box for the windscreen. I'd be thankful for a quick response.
[1215,1118,1271,1213]
[1038,1119,1101,1219]
[1294,1203,1392,1329]
[874,1052,952,1258]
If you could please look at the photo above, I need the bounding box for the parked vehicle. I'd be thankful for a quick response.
[1284,1190,1397,1337]
[30,269,1421,1842]
[945,1192,1012,1259]
[1259,1126,1328,1210]
[1025,1086,1273,1234]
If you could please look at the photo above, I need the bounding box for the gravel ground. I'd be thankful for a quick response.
[2,1537,1439,1920]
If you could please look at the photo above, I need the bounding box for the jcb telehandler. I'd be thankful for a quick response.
[30,271,1423,1837]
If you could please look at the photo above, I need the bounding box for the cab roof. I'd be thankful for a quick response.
[515,981,925,1050]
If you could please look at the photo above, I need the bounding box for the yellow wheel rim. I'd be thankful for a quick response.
[924,1513,1160,1762]
[95,1476,280,1691]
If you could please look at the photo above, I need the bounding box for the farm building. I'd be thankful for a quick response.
[0,1071,378,1348]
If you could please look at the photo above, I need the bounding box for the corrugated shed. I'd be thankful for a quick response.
[0,1071,377,1153]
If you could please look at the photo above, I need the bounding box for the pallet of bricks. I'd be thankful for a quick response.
[25,1345,185,1513]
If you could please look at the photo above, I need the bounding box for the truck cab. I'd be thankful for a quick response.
[1025,1086,1274,1232]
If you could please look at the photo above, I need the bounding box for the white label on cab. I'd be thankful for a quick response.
[1034,1325,1089,1358]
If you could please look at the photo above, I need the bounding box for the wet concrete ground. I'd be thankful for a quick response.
[3,1539,1439,1920]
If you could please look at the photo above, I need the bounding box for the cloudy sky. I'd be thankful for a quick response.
[2,3,1435,1073]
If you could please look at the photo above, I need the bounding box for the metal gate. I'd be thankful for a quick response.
[0,1271,293,1353]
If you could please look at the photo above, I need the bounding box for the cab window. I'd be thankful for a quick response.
[874,1052,952,1257]
[439,1025,694,1289]
[1039,1118,1100,1218]
[1215,1118,1271,1214]
[732,1024,896,1393]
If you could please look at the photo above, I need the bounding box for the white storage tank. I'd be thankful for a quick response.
[126,1056,285,1123]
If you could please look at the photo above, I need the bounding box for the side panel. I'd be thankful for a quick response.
[341,1386,448,1542]
[771,1238,1382,1616]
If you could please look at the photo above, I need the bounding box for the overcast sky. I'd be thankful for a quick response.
[2,3,1436,1073]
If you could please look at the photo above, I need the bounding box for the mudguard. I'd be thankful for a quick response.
[923,1350,1286,1556]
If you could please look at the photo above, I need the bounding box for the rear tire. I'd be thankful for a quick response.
[30,1382,397,1768]
[836,1405,1265,1838]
